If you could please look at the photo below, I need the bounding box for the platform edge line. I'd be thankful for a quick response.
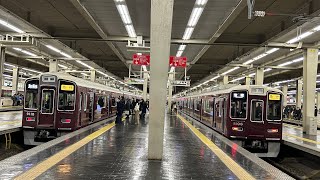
[177,113,255,180]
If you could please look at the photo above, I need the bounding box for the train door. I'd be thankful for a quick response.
[38,88,55,127]
[249,98,265,137]
[78,92,83,127]
[89,92,94,122]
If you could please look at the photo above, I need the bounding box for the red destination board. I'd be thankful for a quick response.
[169,56,187,68]
[133,54,150,66]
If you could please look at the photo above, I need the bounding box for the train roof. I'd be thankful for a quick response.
[27,72,140,97]
[176,84,283,99]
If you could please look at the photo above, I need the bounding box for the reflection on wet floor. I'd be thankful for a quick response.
[283,123,320,148]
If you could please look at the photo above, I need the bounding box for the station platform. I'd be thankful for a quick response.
[0,106,23,112]
[283,123,320,157]
[0,113,292,179]
[283,118,320,129]
[0,111,22,135]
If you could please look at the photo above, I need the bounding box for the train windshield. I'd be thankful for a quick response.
[25,79,39,109]
[267,93,282,120]
[58,81,76,111]
[251,100,263,121]
[230,91,247,119]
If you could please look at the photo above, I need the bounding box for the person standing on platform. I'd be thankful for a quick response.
[116,97,125,124]
[134,100,140,124]
[140,99,148,119]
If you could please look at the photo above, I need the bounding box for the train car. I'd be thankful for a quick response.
[176,85,283,157]
[23,72,139,145]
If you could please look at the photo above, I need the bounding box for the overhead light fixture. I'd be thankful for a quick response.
[249,73,255,77]
[182,27,194,40]
[114,0,137,38]
[264,68,272,72]
[75,60,93,69]
[221,67,239,75]
[97,70,109,77]
[196,0,208,6]
[46,45,72,58]
[4,68,13,72]
[278,57,303,67]
[187,8,204,27]
[287,32,314,44]
[230,76,245,82]
[22,67,42,74]
[4,63,16,67]
[0,19,25,33]
[13,48,37,57]
[81,72,89,77]
[178,45,186,51]
[58,64,68,69]
[176,50,183,57]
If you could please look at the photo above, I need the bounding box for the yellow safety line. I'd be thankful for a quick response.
[14,119,122,180]
[283,133,320,145]
[177,114,255,180]
[0,120,21,126]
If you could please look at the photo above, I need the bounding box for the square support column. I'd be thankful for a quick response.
[143,71,148,101]
[49,59,59,72]
[282,84,288,107]
[302,48,318,135]
[223,75,229,85]
[255,68,264,85]
[12,67,19,95]
[148,0,174,160]
[296,79,303,109]
[90,69,96,82]
[245,76,251,85]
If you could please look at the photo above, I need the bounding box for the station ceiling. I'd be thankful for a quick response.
[0,0,320,93]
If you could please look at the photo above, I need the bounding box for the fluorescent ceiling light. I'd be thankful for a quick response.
[249,73,255,77]
[4,68,13,72]
[76,60,93,69]
[13,48,37,57]
[221,67,239,75]
[188,7,204,27]
[182,27,194,40]
[243,59,254,65]
[230,76,245,82]
[22,67,42,74]
[0,19,25,33]
[116,4,132,24]
[264,68,272,72]
[287,31,314,44]
[97,70,109,77]
[278,57,303,67]
[4,63,16,67]
[210,75,220,81]
[81,73,89,77]
[266,48,279,54]
[196,0,208,5]
[176,50,183,57]
[125,25,136,38]
[58,64,68,69]
[46,45,72,58]
[178,45,186,51]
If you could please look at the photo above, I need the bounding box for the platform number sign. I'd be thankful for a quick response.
[133,54,150,66]
[169,56,187,68]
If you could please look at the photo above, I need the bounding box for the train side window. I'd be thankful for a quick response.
[83,93,87,111]
[25,79,39,109]
[267,93,282,121]
[230,91,247,119]
[251,100,263,122]
[79,93,82,111]
[58,81,76,111]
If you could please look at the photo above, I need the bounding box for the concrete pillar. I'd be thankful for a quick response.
[302,48,318,135]
[223,75,228,85]
[255,68,264,85]
[49,59,59,72]
[167,73,174,111]
[148,0,174,160]
[296,79,302,109]
[90,69,96,82]
[143,71,148,101]
[12,67,19,95]
[245,76,251,85]
[0,47,5,97]
[282,84,288,107]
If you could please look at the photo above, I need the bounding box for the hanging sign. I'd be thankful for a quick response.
[124,77,145,85]
[133,54,150,66]
[169,56,187,68]
[171,80,190,87]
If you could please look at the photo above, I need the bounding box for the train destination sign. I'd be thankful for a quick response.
[169,56,187,68]
[124,77,145,85]
[269,94,280,101]
[171,80,190,87]
[61,84,74,91]
[133,54,150,66]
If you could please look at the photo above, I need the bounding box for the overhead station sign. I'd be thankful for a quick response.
[169,56,187,68]
[124,77,145,85]
[133,54,150,66]
[171,80,190,87]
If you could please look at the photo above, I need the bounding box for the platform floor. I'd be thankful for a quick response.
[0,111,22,135]
[0,113,292,179]
[0,106,22,112]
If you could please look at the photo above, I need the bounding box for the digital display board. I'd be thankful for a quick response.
[27,84,38,89]
[269,94,280,101]
[61,84,74,91]
[233,93,245,99]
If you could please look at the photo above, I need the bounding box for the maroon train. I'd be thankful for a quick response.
[22,72,139,145]
[176,85,283,157]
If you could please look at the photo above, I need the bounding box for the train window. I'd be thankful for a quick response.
[251,100,263,122]
[195,100,200,111]
[267,93,282,121]
[25,79,39,109]
[230,91,247,119]
[83,94,87,111]
[79,93,83,111]
[41,89,54,114]
[58,81,76,111]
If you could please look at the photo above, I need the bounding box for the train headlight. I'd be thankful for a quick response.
[232,127,243,131]
[61,119,71,123]
[267,129,278,133]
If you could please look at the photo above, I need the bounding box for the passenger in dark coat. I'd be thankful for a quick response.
[116,97,125,124]
[140,100,148,119]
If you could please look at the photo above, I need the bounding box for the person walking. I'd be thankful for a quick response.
[116,97,125,124]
